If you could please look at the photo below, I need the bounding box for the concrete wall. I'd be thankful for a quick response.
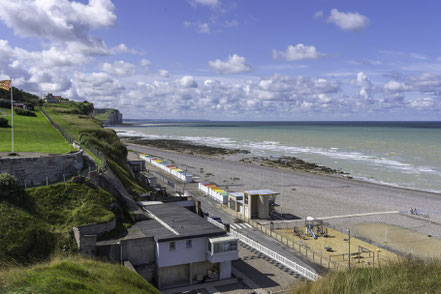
[156,237,207,268]
[219,261,232,279]
[158,264,189,289]
[0,151,84,186]
[258,195,270,219]
[121,236,156,266]
[72,218,116,254]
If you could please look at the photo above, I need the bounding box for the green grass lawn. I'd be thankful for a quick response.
[0,107,74,153]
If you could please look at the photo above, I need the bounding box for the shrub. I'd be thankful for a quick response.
[0,173,19,196]
[0,99,10,108]
[14,107,36,117]
[0,117,8,127]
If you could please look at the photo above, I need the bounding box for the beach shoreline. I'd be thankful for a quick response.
[125,141,441,252]
[121,137,349,177]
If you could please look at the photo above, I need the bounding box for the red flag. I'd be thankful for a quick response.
[0,80,11,91]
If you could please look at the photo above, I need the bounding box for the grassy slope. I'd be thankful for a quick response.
[43,103,146,195]
[293,259,441,294]
[0,107,74,153]
[0,182,115,262]
[94,108,114,122]
[0,256,160,294]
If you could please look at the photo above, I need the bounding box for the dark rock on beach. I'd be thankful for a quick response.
[121,137,250,157]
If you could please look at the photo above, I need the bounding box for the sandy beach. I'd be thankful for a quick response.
[126,141,441,255]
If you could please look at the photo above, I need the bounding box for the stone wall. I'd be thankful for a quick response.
[72,218,116,254]
[0,151,84,186]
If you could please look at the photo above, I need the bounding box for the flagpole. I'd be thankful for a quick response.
[10,78,13,153]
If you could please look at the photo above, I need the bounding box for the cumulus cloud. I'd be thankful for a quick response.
[209,54,252,74]
[0,0,116,45]
[72,71,125,104]
[101,61,136,76]
[357,72,375,101]
[327,9,370,31]
[179,75,198,88]
[273,44,324,61]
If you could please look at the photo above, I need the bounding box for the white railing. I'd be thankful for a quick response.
[207,216,225,230]
[230,229,319,281]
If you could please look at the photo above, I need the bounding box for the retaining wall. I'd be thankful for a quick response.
[0,151,84,186]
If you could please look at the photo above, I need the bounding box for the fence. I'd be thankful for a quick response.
[39,106,107,171]
[240,216,395,269]
[207,216,226,230]
[230,229,319,281]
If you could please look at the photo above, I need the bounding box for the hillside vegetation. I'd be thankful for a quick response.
[42,103,146,195]
[0,255,159,294]
[0,107,74,153]
[0,181,115,263]
[93,108,115,122]
[293,259,441,294]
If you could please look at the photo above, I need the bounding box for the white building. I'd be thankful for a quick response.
[135,203,238,289]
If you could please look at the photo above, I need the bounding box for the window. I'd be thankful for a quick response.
[186,239,192,248]
[212,240,238,254]
[244,195,248,205]
[169,242,176,250]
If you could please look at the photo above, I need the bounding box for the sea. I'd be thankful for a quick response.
[112,121,441,194]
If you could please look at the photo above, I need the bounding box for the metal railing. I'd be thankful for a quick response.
[207,216,226,230]
[230,229,319,281]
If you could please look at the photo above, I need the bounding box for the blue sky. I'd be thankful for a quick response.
[1,0,441,120]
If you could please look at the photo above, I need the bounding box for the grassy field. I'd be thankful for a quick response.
[0,255,160,293]
[0,107,74,153]
[0,181,116,262]
[293,259,441,294]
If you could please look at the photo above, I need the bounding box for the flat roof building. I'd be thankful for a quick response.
[116,203,238,289]
[227,189,279,220]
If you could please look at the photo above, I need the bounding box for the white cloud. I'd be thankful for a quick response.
[188,0,220,8]
[273,44,324,61]
[72,71,124,103]
[0,0,115,43]
[357,72,375,101]
[327,9,370,31]
[159,69,170,78]
[209,54,252,74]
[179,75,198,88]
[101,61,136,76]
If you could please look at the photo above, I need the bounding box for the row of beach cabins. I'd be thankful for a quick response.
[139,153,279,219]
[139,154,193,183]
[198,182,230,204]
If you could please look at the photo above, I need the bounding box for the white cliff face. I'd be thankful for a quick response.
[104,109,123,125]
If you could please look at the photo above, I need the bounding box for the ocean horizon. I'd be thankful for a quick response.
[113,121,441,194]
